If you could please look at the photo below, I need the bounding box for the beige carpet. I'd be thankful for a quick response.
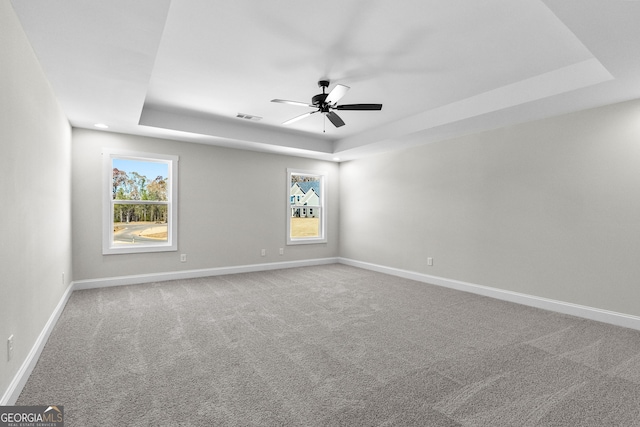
[17,264,640,426]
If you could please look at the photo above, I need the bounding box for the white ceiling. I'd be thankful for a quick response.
[10,0,640,161]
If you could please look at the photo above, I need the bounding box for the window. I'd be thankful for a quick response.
[287,169,326,244]
[102,149,178,254]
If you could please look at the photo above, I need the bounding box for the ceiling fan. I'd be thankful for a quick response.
[271,80,382,128]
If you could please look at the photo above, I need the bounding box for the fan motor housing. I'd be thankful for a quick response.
[312,93,328,107]
[313,80,331,108]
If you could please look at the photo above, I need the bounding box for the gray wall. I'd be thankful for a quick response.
[1,2,72,397]
[72,129,339,281]
[340,99,640,317]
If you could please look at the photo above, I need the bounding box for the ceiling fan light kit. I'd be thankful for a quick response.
[272,80,382,129]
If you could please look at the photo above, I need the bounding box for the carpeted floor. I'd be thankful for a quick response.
[17,264,640,426]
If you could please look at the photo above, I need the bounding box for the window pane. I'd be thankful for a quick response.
[290,174,321,206]
[112,159,169,201]
[289,172,323,240]
[103,149,178,254]
[113,203,168,245]
[290,215,321,238]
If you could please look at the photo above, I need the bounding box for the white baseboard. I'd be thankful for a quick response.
[73,257,340,290]
[339,257,640,331]
[7,257,638,405]
[1,282,75,405]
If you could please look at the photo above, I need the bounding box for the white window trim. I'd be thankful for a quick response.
[287,168,327,245]
[102,148,179,255]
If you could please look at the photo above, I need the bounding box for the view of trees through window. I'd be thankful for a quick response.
[289,173,322,239]
[112,158,169,245]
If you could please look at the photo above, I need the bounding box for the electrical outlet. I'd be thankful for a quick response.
[7,335,14,362]
[427,257,433,266]
[261,249,266,257]
[180,254,187,262]
[279,248,284,256]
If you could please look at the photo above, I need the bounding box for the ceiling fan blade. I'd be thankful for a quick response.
[324,84,350,106]
[282,110,317,125]
[326,111,345,128]
[271,99,315,108]
[336,103,383,111]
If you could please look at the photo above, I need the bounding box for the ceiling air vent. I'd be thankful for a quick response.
[236,113,262,121]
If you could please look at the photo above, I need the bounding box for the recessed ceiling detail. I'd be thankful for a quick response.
[10,0,640,161]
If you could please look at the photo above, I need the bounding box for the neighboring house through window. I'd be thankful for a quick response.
[102,149,178,254]
[287,168,326,244]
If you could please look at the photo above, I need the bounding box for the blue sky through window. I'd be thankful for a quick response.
[113,158,168,180]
